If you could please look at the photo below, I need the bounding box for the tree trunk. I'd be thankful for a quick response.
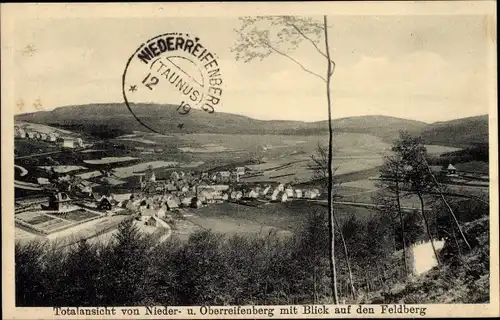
[323,15,339,305]
[333,213,356,299]
[394,179,409,278]
[417,193,441,266]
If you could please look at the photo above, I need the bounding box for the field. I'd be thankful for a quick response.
[182,200,377,239]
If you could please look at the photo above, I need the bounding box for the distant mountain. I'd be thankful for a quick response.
[421,115,489,148]
[16,103,488,147]
[15,103,428,141]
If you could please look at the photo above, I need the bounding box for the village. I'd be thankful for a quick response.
[14,125,85,149]
[14,146,326,245]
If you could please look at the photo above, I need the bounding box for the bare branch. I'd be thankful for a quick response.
[264,40,326,82]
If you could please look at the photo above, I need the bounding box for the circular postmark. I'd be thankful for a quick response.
[122,33,223,134]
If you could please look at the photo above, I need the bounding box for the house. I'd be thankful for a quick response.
[126,200,138,212]
[34,132,42,140]
[230,171,241,183]
[277,191,288,202]
[245,189,259,199]
[260,185,271,197]
[62,138,75,149]
[39,133,48,140]
[304,190,318,199]
[219,171,231,179]
[155,149,163,153]
[284,188,294,197]
[141,206,157,217]
[181,196,193,207]
[97,197,112,211]
[171,171,180,181]
[235,167,246,175]
[78,181,93,196]
[145,216,157,227]
[230,190,243,200]
[268,189,288,202]
[267,189,280,201]
[294,189,303,198]
[42,192,73,212]
[165,199,179,211]
[199,188,217,203]
[157,205,167,218]
[26,131,36,139]
[447,164,458,176]
[191,197,203,209]
[14,127,26,138]
[75,138,84,148]
[277,183,285,192]
[213,193,229,203]
[47,133,57,142]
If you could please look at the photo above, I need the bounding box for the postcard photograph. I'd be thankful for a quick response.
[2,2,498,319]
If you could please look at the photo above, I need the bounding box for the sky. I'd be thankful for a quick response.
[7,9,495,123]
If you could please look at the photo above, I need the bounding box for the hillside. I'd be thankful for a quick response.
[15,103,427,141]
[421,115,489,148]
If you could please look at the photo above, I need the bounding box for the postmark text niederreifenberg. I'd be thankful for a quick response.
[134,33,223,114]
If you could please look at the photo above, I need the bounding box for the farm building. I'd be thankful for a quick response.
[42,192,73,212]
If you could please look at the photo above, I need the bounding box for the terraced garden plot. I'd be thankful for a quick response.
[26,214,53,225]
[58,210,101,222]
[37,218,73,233]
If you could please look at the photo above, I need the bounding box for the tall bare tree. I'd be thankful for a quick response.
[309,144,356,298]
[233,15,340,303]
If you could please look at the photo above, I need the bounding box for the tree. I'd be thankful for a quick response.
[373,154,411,278]
[392,131,441,266]
[309,144,356,298]
[233,15,340,304]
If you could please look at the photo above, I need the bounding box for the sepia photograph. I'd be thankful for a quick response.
[2,2,498,319]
